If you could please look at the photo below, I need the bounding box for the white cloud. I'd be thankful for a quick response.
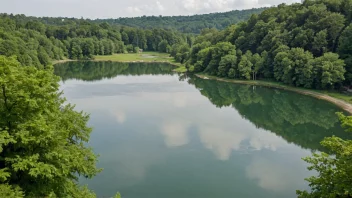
[127,6,142,14]
[112,111,126,124]
[198,125,247,160]
[179,0,269,14]
[160,120,190,147]
[156,1,165,11]
[0,0,301,18]
[126,1,166,15]
[245,156,310,192]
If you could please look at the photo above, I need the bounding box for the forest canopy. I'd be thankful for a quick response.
[0,13,190,68]
[171,0,352,89]
[94,8,266,34]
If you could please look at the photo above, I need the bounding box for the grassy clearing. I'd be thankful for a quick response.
[196,74,352,112]
[94,52,173,62]
[53,52,187,72]
[94,52,186,72]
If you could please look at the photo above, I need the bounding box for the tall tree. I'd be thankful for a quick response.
[0,56,100,197]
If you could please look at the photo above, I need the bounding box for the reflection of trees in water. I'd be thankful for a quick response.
[190,77,351,151]
[55,65,351,151]
[54,61,175,81]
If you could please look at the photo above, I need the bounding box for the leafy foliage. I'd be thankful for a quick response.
[0,56,100,197]
[297,112,352,197]
[0,13,188,68]
[173,0,352,89]
[94,8,266,33]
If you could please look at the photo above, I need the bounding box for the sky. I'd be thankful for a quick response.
[0,0,300,19]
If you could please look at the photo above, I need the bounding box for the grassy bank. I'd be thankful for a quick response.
[196,74,352,113]
[53,52,187,72]
[94,52,187,72]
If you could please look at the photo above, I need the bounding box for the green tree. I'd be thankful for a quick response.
[338,24,352,84]
[297,112,352,198]
[274,48,314,88]
[312,29,328,56]
[37,46,51,66]
[311,52,345,89]
[158,40,169,53]
[251,53,264,80]
[81,39,95,59]
[218,54,237,77]
[238,55,252,80]
[69,39,83,59]
[0,56,100,197]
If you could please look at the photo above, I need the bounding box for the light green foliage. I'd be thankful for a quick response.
[274,48,314,88]
[218,54,237,77]
[311,52,345,89]
[133,47,140,53]
[0,56,100,197]
[238,55,253,80]
[297,112,352,198]
[126,44,134,53]
[0,184,23,198]
[204,42,236,74]
[189,41,211,64]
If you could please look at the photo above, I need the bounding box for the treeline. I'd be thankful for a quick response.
[172,0,352,89]
[0,14,189,68]
[94,8,266,34]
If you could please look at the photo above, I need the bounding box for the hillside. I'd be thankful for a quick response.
[94,8,267,33]
[171,0,352,89]
[0,13,188,68]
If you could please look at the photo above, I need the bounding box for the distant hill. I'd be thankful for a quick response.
[94,8,267,34]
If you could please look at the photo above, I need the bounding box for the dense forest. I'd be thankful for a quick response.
[0,13,190,68]
[94,8,266,34]
[172,0,352,89]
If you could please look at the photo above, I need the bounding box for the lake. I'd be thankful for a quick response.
[54,61,350,198]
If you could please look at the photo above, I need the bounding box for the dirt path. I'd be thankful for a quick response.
[196,74,352,114]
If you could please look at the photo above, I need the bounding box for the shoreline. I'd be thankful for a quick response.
[52,57,186,72]
[196,74,352,114]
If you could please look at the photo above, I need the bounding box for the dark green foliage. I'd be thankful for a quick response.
[158,40,170,53]
[338,24,352,84]
[174,0,352,89]
[0,14,188,67]
[94,8,267,34]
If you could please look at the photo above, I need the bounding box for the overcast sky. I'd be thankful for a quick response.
[0,0,300,19]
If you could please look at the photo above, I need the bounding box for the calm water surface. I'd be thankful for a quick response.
[55,61,350,198]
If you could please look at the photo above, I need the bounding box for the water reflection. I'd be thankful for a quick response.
[188,76,350,151]
[55,61,350,198]
[55,61,174,81]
